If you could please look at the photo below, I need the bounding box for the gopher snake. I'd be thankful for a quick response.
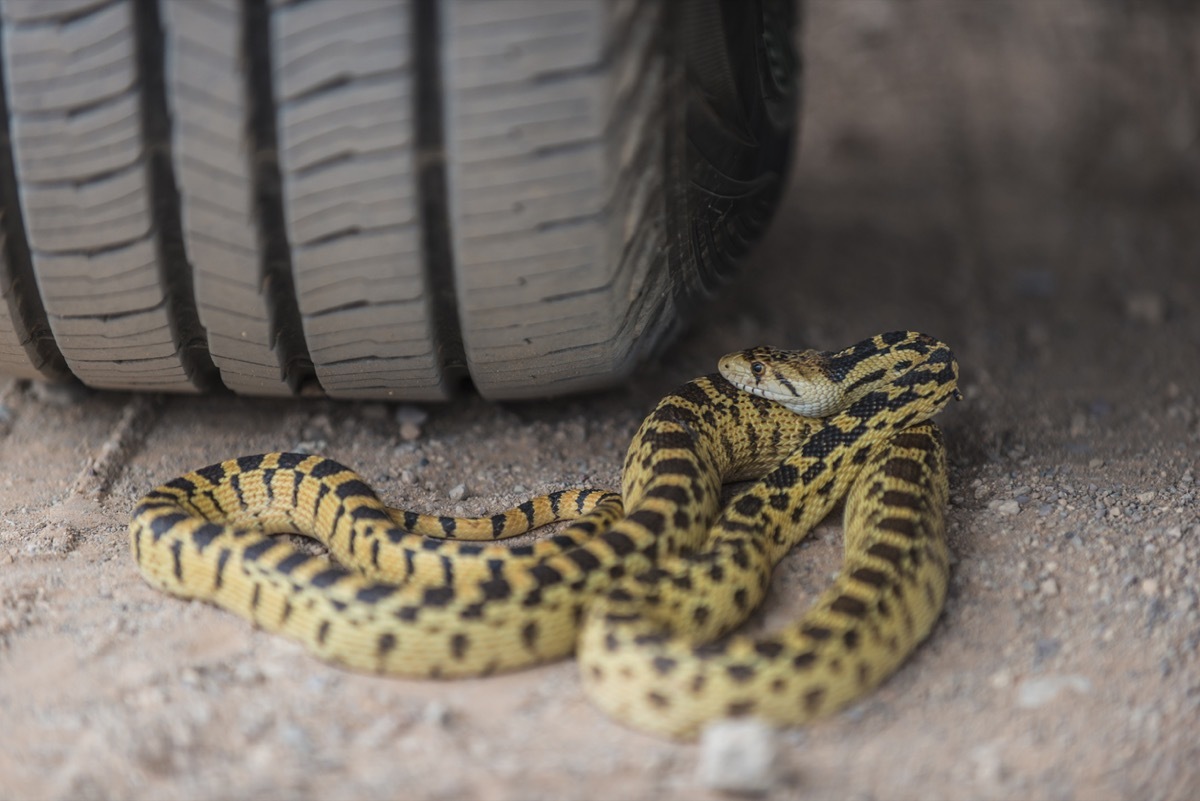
[130,331,959,739]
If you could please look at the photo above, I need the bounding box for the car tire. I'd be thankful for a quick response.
[0,0,797,400]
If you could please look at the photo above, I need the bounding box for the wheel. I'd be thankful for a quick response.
[0,0,797,400]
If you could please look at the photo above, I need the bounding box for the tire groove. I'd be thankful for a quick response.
[242,0,318,394]
[131,0,221,392]
[0,15,69,380]
[412,0,467,391]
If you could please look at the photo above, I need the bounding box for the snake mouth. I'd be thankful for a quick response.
[726,378,758,396]
[724,375,835,418]
[726,378,788,404]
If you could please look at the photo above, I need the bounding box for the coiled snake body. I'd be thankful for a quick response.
[131,331,959,739]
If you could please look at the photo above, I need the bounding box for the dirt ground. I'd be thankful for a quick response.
[2,3,1198,800]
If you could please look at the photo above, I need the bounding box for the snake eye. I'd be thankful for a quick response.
[750,361,765,376]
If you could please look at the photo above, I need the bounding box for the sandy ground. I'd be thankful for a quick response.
[2,4,1198,800]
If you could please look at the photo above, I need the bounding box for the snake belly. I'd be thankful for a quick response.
[130,331,959,738]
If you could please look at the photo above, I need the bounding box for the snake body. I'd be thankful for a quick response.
[130,331,959,738]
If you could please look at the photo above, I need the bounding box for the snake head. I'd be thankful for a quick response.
[721,333,961,422]
[718,346,843,417]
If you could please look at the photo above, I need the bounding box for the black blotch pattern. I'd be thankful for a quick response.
[357,584,396,604]
[793,652,816,669]
[149,512,189,540]
[335,479,376,500]
[170,539,183,581]
[521,621,539,651]
[881,490,923,511]
[754,640,784,658]
[567,548,602,572]
[311,567,350,587]
[879,516,918,538]
[191,522,223,551]
[531,564,564,587]
[727,700,756,716]
[652,656,677,675]
[195,462,227,485]
[309,459,347,479]
[277,452,306,469]
[275,551,313,575]
[166,476,197,493]
[481,578,511,601]
[242,538,279,561]
[727,664,756,683]
[451,633,469,660]
[236,454,265,473]
[423,586,455,607]
[831,595,868,617]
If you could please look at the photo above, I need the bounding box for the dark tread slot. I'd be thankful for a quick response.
[131,0,221,392]
[0,14,69,381]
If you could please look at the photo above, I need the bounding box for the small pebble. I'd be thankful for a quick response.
[25,524,78,555]
[1039,578,1059,597]
[29,380,90,406]
[423,702,452,728]
[1141,578,1159,597]
[399,422,422,441]
[399,470,416,485]
[395,405,429,426]
[1136,491,1156,504]
[1034,638,1061,662]
[1124,291,1166,324]
[995,499,1020,516]
[970,741,1008,787]
[697,718,777,796]
[448,484,467,502]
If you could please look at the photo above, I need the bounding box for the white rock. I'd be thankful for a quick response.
[448,484,467,502]
[995,499,1020,516]
[1016,674,1092,709]
[697,718,777,796]
[989,667,1014,689]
